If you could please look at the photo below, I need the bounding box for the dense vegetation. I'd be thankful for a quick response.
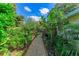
[42,4,79,56]
[0,3,79,56]
[0,4,39,56]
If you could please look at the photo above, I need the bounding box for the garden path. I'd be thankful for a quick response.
[25,34,47,56]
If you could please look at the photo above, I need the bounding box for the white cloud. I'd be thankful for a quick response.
[29,16,41,21]
[24,6,31,12]
[39,8,49,15]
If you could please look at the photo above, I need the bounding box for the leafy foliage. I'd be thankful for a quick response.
[0,4,39,55]
[42,4,79,56]
[1,3,79,56]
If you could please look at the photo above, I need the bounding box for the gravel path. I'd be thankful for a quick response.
[25,34,47,56]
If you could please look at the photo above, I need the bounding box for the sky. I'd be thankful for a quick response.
[16,3,55,21]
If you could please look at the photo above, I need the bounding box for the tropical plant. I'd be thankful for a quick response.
[42,4,79,56]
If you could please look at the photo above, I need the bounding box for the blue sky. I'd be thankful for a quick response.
[16,3,55,21]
